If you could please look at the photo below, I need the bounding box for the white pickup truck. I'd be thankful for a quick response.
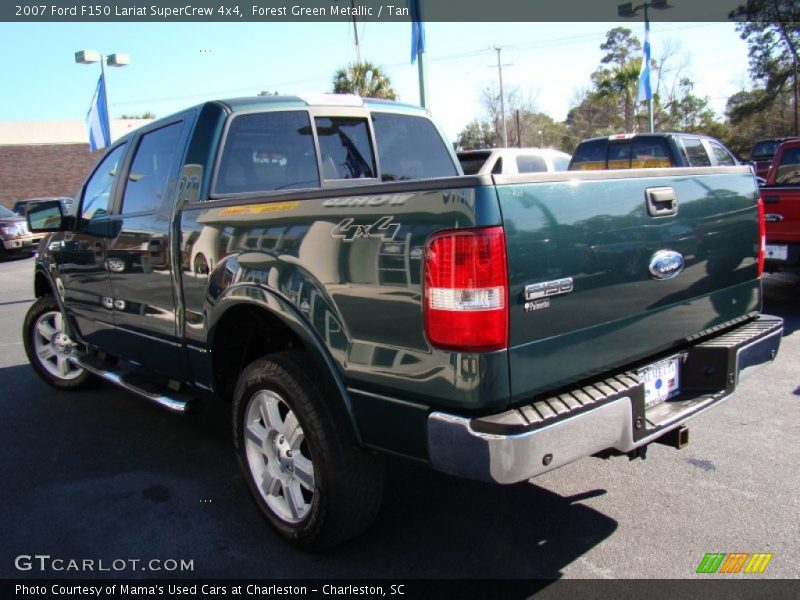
[458,147,571,175]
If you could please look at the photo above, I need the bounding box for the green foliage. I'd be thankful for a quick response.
[729,0,799,132]
[332,61,397,100]
[723,89,796,156]
[600,27,642,66]
[455,120,496,150]
[565,90,621,149]
[119,112,155,119]
[659,78,717,132]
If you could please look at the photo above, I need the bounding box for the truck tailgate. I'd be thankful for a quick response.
[763,186,800,244]
[495,167,761,401]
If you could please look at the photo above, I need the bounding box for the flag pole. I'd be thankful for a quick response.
[99,54,112,142]
[644,5,653,133]
[418,47,429,109]
[413,0,428,109]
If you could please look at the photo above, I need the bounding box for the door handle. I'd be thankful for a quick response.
[646,187,678,217]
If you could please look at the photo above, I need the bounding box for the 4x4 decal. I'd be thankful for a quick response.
[331,216,401,242]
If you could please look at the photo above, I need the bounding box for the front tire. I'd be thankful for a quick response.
[23,295,94,390]
[233,351,384,550]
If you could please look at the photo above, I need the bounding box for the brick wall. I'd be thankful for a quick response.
[0,144,102,209]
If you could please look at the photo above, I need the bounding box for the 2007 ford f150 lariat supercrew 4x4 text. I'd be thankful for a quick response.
[23,95,782,549]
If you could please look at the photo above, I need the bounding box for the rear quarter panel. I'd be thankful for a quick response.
[179,180,512,414]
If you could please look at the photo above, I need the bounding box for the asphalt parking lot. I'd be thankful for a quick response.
[0,254,798,580]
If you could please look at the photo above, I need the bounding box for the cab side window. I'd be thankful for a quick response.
[80,143,127,221]
[121,122,183,214]
[516,155,548,173]
[775,147,800,185]
[215,111,320,195]
[681,138,712,167]
[708,141,736,166]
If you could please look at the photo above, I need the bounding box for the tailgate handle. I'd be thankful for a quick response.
[646,187,678,217]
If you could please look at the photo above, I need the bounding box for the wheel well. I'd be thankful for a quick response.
[34,271,52,298]
[211,304,302,399]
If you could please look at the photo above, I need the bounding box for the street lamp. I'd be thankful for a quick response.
[75,50,130,146]
[618,1,672,133]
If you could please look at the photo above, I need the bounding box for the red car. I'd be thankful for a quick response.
[751,137,799,180]
[762,139,800,272]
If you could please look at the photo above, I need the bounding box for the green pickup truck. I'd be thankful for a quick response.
[23,95,782,549]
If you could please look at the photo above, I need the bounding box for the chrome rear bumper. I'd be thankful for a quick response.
[428,315,783,484]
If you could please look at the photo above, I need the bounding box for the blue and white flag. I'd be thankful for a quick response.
[408,0,426,64]
[636,19,651,103]
[85,75,111,152]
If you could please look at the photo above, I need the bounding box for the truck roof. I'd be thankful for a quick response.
[578,132,720,144]
[216,94,426,115]
[114,94,430,145]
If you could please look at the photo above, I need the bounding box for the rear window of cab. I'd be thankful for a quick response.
[570,138,672,170]
[214,110,457,195]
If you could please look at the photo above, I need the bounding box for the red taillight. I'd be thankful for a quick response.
[757,195,766,277]
[423,226,508,352]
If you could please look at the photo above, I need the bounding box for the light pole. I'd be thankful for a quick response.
[618,1,672,133]
[490,46,513,147]
[75,50,130,146]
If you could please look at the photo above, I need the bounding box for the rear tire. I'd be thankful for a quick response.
[23,295,94,390]
[233,351,383,550]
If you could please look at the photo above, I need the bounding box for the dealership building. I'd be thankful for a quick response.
[0,119,152,209]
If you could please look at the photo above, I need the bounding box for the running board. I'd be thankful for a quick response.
[70,356,193,414]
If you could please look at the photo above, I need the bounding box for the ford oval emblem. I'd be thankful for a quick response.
[648,250,685,280]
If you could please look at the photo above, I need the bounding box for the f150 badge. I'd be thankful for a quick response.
[331,216,400,242]
[524,277,574,312]
[648,250,685,280]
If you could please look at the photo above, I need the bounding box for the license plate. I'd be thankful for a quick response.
[765,244,788,261]
[638,356,681,409]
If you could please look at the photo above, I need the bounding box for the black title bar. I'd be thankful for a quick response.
[3,0,769,23]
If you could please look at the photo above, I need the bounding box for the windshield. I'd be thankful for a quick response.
[0,205,16,218]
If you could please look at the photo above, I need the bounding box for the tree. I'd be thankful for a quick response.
[729,0,800,133]
[660,77,717,132]
[455,120,497,150]
[591,27,644,133]
[119,112,155,119]
[594,61,642,133]
[565,88,622,148]
[724,89,796,156]
[332,61,397,100]
[600,26,642,66]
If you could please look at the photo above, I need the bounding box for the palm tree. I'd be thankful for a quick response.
[332,61,397,100]
[595,60,642,133]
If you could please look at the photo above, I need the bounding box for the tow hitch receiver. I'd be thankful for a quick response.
[656,425,689,450]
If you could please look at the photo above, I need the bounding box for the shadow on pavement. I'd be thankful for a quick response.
[0,362,617,580]
[763,273,800,336]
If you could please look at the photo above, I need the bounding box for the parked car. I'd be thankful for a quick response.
[458,147,571,175]
[0,204,41,258]
[23,94,780,550]
[13,196,73,217]
[760,138,800,273]
[750,137,799,180]
[569,132,740,171]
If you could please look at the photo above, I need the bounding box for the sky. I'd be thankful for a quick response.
[0,20,751,141]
